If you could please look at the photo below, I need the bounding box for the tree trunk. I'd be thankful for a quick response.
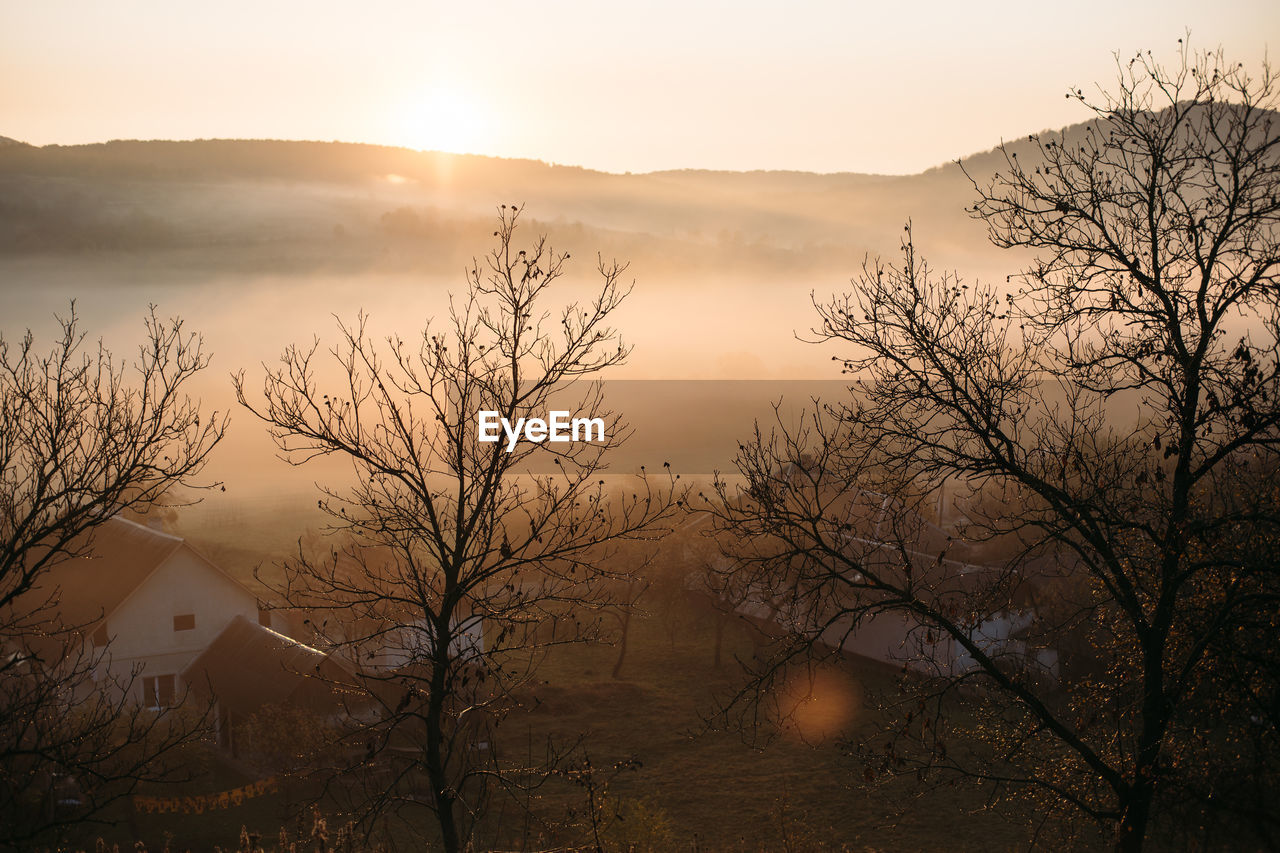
[712,613,725,669]
[427,618,462,853]
[1115,781,1154,852]
[612,606,632,679]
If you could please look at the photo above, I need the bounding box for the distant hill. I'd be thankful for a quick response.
[0,121,1124,279]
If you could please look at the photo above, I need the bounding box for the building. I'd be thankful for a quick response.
[23,516,291,709]
[183,614,361,752]
[682,482,1059,682]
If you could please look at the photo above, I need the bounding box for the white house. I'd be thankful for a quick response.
[28,515,270,708]
[373,613,485,671]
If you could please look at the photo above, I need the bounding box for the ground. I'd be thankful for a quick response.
[55,586,1083,852]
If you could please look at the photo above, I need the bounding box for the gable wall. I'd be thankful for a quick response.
[98,545,258,692]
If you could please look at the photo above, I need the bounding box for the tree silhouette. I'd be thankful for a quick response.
[237,206,681,852]
[0,306,226,845]
[704,44,1280,850]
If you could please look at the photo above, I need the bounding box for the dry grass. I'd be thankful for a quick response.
[481,602,1063,852]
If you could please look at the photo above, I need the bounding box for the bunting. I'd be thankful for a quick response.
[132,777,280,814]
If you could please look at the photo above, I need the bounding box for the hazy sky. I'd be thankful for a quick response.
[2,1,1276,174]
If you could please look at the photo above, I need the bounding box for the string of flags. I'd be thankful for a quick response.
[132,777,280,814]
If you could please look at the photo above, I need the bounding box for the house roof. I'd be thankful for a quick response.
[24,515,266,634]
[27,516,185,630]
[182,614,355,716]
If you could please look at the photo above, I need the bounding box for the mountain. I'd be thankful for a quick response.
[0,130,1068,279]
[19,105,1241,282]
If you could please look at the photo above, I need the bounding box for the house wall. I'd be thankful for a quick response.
[373,615,485,671]
[821,611,920,666]
[96,546,258,701]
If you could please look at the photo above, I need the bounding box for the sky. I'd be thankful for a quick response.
[2,1,1277,175]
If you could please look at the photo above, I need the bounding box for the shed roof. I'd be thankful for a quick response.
[182,614,354,716]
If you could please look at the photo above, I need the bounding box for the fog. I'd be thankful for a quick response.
[0,132,1126,561]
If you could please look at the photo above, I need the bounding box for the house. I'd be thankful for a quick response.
[25,515,275,708]
[680,481,1059,682]
[373,613,485,671]
[182,614,362,753]
[8,514,382,769]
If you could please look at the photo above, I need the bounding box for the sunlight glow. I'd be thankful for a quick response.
[392,86,495,155]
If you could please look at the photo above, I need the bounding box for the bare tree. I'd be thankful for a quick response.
[236,207,681,852]
[704,45,1280,850]
[0,306,227,846]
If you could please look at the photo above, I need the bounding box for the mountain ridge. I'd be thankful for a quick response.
[9,109,1240,278]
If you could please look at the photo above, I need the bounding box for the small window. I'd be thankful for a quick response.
[92,624,109,647]
[257,608,272,628]
[173,613,195,632]
[142,674,176,709]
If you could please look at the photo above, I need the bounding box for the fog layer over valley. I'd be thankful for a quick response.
[0,134,1026,548]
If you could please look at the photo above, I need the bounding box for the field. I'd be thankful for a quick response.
[59,573,1077,853]
[485,609,1050,852]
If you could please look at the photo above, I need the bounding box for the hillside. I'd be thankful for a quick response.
[0,131,1059,279]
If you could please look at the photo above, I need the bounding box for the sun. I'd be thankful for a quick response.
[392,86,494,156]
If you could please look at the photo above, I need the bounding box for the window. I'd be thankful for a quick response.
[257,608,271,628]
[91,624,109,647]
[173,613,195,631]
[142,674,176,709]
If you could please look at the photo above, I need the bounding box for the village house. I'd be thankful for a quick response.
[680,480,1060,683]
[22,516,367,715]
[16,515,419,754]
[23,515,274,708]
[183,613,362,753]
